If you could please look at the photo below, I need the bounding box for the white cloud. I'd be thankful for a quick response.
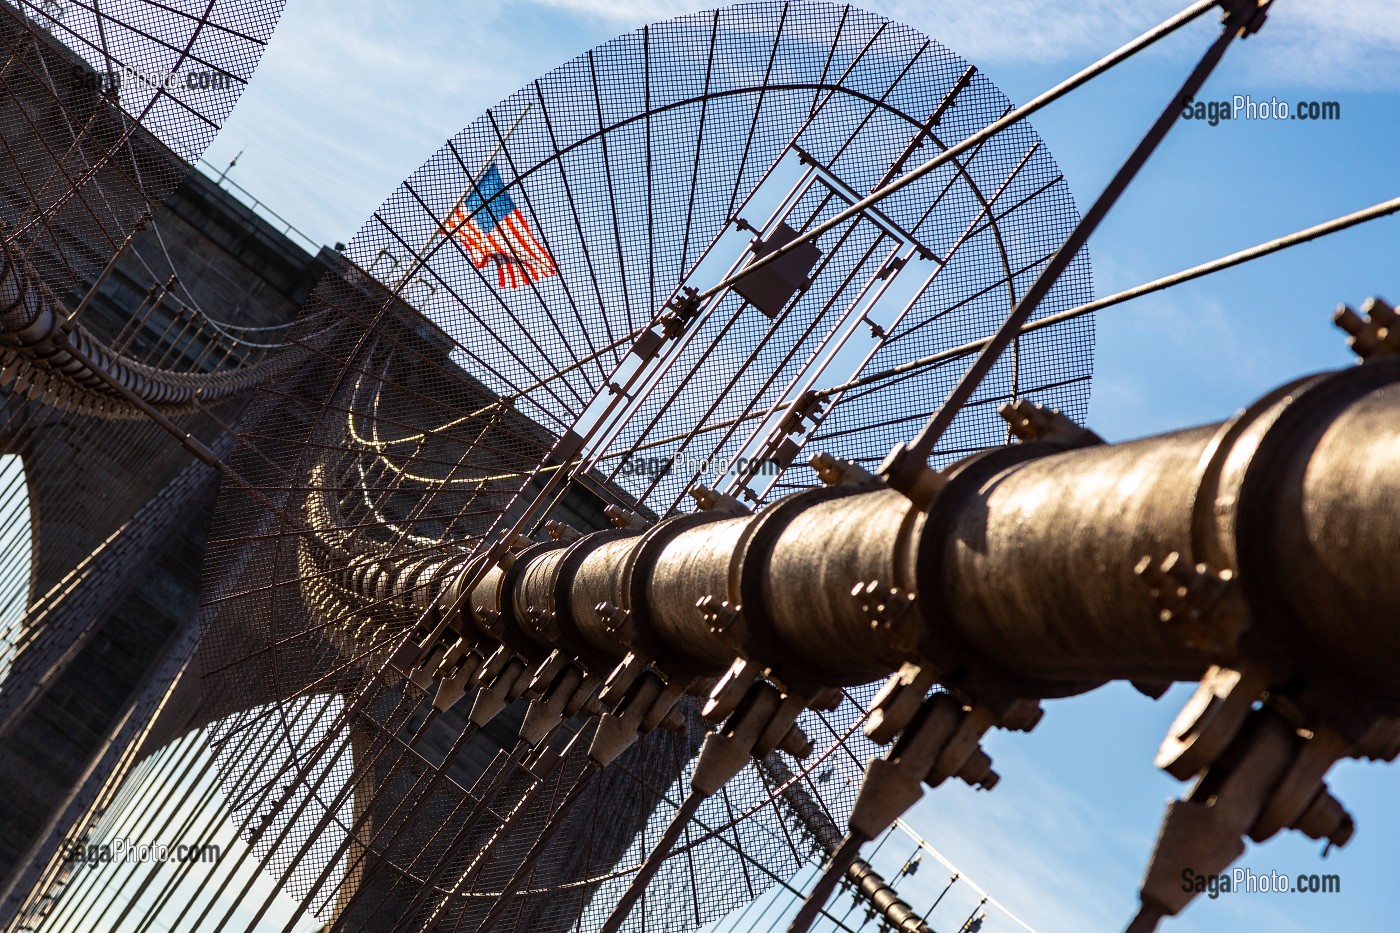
[1249,0,1400,89]
[199,0,1400,249]
[901,760,1142,931]
[872,0,1187,66]
[201,0,566,246]
[530,0,699,21]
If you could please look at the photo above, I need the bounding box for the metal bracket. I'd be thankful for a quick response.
[690,484,750,514]
[1219,0,1273,37]
[603,504,650,530]
[693,673,812,795]
[628,288,701,362]
[545,520,580,542]
[851,580,917,655]
[594,600,631,638]
[696,595,741,636]
[998,399,1104,448]
[1156,664,1269,780]
[1136,703,1356,926]
[1135,552,1237,654]
[876,441,947,508]
[810,451,880,489]
[1334,296,1399,361]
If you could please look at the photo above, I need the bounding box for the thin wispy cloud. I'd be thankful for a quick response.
[202,0,576,245]
[905,760,1141,931]
[204,0,1400,248]
[530,0,1400,90]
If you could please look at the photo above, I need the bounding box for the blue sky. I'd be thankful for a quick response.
[196,1,1399,930]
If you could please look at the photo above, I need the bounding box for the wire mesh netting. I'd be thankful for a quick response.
[331,0,1092,518]
[0,0,289,714]
[192,2,1094,931]
[0,7,297,929]
[0,0,286,711]
[1,0,283,310]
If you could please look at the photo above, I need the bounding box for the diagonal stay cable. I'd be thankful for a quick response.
[812,193,1400,403]
[882,1,1270,483]
[690,0,1222,308]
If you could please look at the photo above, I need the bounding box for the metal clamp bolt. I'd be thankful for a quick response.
[998,398,1103,447]
[1334,296,1399,360]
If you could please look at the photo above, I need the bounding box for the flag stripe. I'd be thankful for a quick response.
[502,212,553,269]
[437,163,558,290]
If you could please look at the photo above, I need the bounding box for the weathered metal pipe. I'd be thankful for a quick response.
[631,513,752,677]
[760,487,922,689]
[481,359,1400,709]
[921,426,1224,690]
[927,359,1400,706]
[567,532,642,661]
[1233,364,1400,703]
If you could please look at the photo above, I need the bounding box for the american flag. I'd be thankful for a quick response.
[439,162,557,289]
